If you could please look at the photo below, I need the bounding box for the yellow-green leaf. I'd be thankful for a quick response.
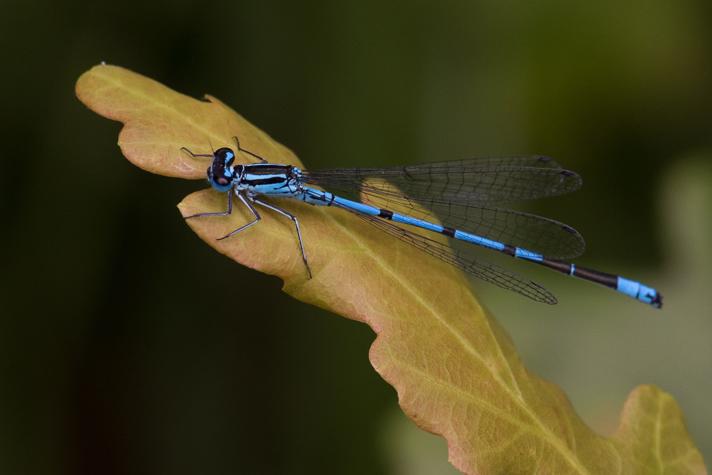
[75,64,706,475]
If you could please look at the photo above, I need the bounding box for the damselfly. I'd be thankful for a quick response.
[181,139,662,308]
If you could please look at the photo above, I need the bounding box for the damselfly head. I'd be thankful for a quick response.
[207,147,237,192]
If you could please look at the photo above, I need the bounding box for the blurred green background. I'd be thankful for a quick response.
[1,0,711,473]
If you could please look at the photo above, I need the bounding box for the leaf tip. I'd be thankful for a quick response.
[616,384,707,474]
[75,62,115,96]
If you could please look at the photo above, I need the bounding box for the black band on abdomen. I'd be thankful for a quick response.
[378,209,394,219]
[572,265,618,288]
[441,226,456,237]
[539,259,572,274]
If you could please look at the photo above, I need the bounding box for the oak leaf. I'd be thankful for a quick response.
[76,64,706,475]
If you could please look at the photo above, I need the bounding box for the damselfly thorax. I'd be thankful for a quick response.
[236,163,303,197]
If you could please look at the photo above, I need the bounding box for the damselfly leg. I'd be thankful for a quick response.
[217,193,261,240]
[183,190,261,239]
[252,197,312,278]
[232,136,267,163]
[180,146,214,158]
[184,189,234,219]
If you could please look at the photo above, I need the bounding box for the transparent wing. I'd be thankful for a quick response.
[303,157,585,259]
[364,198,584,259]
[345,209,557,305]
[302,156,581,205]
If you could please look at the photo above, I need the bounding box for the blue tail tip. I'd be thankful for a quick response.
[616,277,663,309]
[639,286,663,309]
[649,291,663,309]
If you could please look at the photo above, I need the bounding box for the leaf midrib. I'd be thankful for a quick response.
[92,68,233,154]
[324,209,593,475]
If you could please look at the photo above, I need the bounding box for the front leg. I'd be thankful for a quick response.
[180,146,214,159]
[184,189,234,219]
[232,135,267,163]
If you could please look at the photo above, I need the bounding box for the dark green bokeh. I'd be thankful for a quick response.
[1,1,711,473]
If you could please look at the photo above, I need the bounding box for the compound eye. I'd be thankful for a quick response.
[208,165,228,186]
[215,147,235,166]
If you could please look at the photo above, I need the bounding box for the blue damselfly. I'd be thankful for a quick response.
[181,139,662,308]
